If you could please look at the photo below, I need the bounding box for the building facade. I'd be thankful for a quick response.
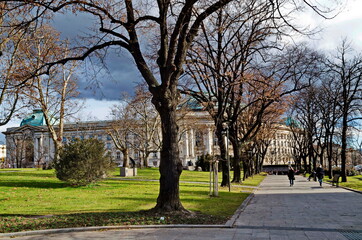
[3,109,219,168]
[263,124,295,166]
[9,110,352,170]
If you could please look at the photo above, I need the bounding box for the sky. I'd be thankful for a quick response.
[1,0,362,143]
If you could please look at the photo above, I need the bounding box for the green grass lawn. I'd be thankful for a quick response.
[0,168,265,233]
[111,167,265,186]
[305,173,362,191]
[339,175,362,191]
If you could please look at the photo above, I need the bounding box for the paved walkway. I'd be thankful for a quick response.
[1,175,361,240]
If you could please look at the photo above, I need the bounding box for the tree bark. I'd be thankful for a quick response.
[215,123,229,187]
[340,114,348,182]
[152,91,185,212]
[230,138,242,183]
[122,149,129,168]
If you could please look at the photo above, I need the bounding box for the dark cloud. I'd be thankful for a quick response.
[52,12,95,39]
[52,12,143,101]
[76,53,142,101]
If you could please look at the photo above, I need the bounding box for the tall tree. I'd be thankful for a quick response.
[1,0,339,212]
[108,101,135,168]
[183,0,287,185]
[290,85,320,172]
[19,25,82,163]
[109,86,161,168]
[326,40,362,182]
[183,0,324,184]
[0,5,31,125]
[315,77,341,178]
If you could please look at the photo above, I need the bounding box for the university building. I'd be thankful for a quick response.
[3,109,220,168]
[3,109,299,169]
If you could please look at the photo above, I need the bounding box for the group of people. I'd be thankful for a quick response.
[288,165,325,187]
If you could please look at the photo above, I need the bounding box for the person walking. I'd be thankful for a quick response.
[316,165,324,187]
[288,167,295,186]
[308,170,316,181]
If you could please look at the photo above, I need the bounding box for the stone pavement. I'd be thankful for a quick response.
[233,175,362,240]
[1,175,361,240]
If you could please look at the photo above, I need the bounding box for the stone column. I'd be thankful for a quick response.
[184,130,189,158]
[33,137,39,164]
[189,129,195,157]
[205,128,213,155]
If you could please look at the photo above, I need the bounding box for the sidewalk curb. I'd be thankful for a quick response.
[225,193,255,227]
[0,224,229,238]
[324,182,362,194]
[0,189,257,239]
[0,179,264,238]
[307,175,362,194]
[225,176,265,227]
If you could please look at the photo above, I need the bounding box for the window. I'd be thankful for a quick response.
[116,152,121,160]
[98,135,103,141]
[195,130,203,147]
[106,143,111,149]
[213,134,218,146]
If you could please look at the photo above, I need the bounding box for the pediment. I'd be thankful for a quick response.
[3,124,47,135]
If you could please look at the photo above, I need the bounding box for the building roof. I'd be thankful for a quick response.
[20,109,46,127]
[283,117,300,128]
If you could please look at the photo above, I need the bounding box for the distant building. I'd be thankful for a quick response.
[0,144,6,168]
[9,109,356,172]
[264,123,295,166]
[3,109,218,168]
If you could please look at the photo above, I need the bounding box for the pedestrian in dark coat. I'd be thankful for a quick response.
[288,167,295,186]
[316,165,324,187]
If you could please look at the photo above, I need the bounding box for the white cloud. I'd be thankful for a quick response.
[73,99,120,121]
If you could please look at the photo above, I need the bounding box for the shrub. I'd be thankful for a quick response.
[346,167,358,176]
[54,138,114,186]
[332,167,341,175]
[195,154,222,172]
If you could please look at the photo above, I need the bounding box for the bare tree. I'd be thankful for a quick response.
[183,0,325,184]
[109,86,161,168]
[0,6,31,125]
[325,40,362,182]
[108,103,134,168]
[1,0,339,212]
[19,25,82,163]
[315,77,341,178]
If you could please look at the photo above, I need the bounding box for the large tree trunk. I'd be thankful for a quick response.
[242,154,250,181]
[122,149,130,168]
[327,136,333,179]
[340,115,348,182]
[302,155,308,173]
[152,94,185,212]
[52,139,62,167]
[230,139,242,183]
[215,124,229,187]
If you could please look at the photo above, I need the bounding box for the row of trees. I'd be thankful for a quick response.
[289,40,362,182]
[0,0,352,214]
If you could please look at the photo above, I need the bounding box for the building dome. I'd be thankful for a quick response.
[20,109,46,127]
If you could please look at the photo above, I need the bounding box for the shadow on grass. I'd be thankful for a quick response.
[0,171,55,178]
[0,180,68,189]
[0,210,228,233]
